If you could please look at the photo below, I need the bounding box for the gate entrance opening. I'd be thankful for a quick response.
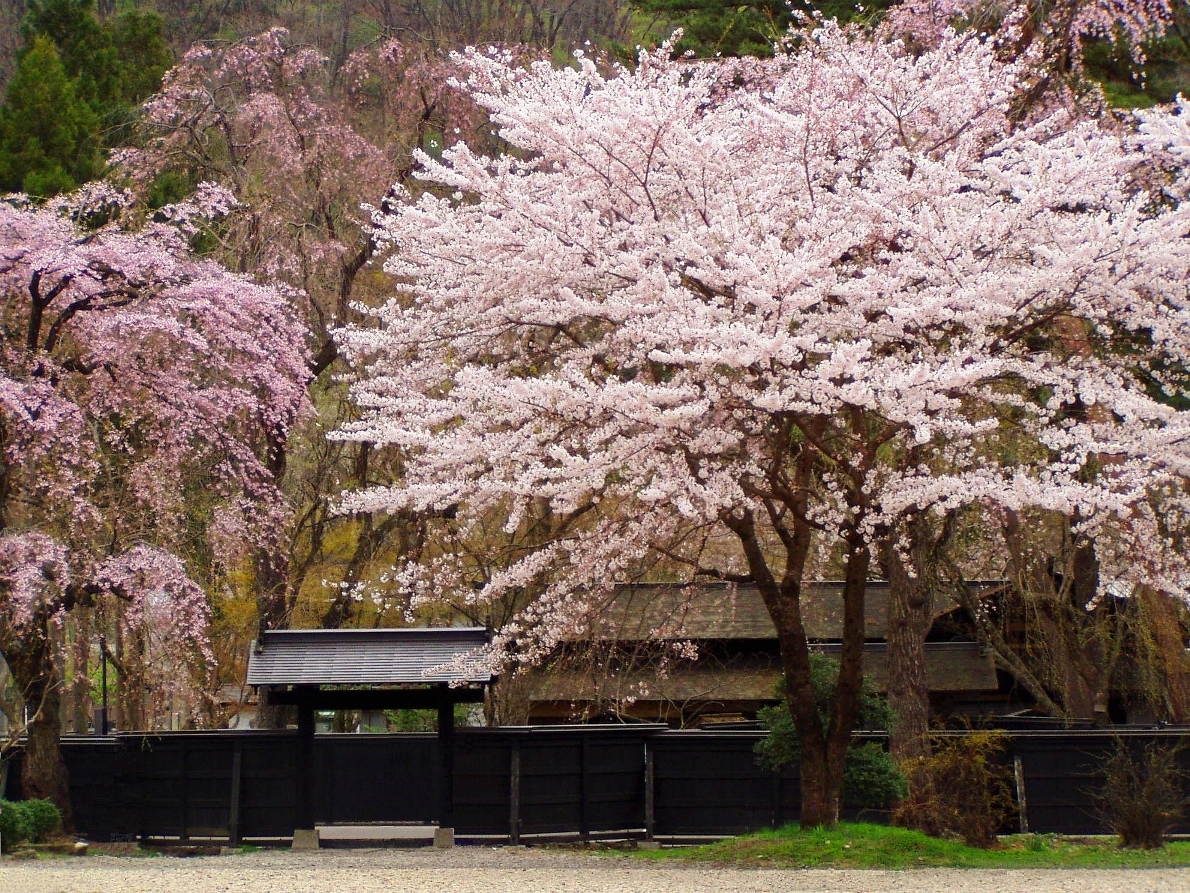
[247,627,493,847]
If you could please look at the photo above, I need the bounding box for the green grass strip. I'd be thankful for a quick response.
[626,822,1190,868]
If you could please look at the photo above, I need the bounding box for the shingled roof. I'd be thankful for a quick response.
[527,642,997,704]
[581,581,1001,642]
[246,627,492,687]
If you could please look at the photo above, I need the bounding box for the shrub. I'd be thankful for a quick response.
[0,798,62,851]
[893,730,1014,848]
[842,741,910,809]
[756,654,907,810]
[21,798,62,840]
[1098,739,1189,849]
[0,800,34,851]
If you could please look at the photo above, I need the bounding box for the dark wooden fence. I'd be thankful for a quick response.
[3,727,1188,842]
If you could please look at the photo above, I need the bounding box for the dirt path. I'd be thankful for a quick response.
[1,847,1187,893]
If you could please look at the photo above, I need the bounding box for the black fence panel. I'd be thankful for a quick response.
[454,730,511,835]
[1012,731,1190,836]
[516,727,648,836]
[315,734,439,826]
[3,739,138,841]
[236,733,299,839]
[129,735,234,838]
[3,726,1188,842]
[651,731,790,835]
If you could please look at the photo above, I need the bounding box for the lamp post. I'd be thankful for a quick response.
[99,634,108,736]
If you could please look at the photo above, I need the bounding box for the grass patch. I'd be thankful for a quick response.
[627,822,1190,868]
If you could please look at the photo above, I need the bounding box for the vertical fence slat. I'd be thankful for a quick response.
[228,741,243,846]
[180,738,189,842]
[579,734,589,840]
[644,740,655,841]
[509,739,521,844]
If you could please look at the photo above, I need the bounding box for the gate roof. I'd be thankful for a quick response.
[246,627,493,686]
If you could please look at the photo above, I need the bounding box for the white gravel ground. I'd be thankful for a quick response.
[1,847,1188,893]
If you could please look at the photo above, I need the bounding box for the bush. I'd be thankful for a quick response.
[1098,739,1189,849]
[21,798,62,840]
[0,798,62,851]
[756,654,907,810]
[893,730,1014,848]
[843,742,910,809]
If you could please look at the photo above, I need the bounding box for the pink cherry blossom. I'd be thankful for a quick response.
[339,23,1190,677]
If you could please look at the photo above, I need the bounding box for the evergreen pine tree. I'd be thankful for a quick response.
[20,0,171,135]
[0,35,101,197]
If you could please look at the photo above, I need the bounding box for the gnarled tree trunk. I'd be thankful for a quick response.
[5,627,73,831]
[886,547,933,763]
[885,511,956,763]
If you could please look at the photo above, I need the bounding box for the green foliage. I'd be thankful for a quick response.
[381,703,477,732]
[1098,738,1189,849]
[22,0,172,112]
[0,0,172,195]
[629,820,1190,868]
[22,0,122,112]
[20,798,62,839]
[107,10,173,108]
[630,0,893,57]
[1083,36,1190,109]
[0,35,101,196]
[842,741,910,809]
[893,730,1015,848]
[755,653,904,809]
[0,798,62,851]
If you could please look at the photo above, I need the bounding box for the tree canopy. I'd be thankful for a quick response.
[337,23,1190,824]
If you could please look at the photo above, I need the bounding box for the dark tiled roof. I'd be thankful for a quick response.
[527,642,997,703]
[582,581,1000,641]
[246,627,492,686]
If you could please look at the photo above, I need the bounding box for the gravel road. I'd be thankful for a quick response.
[1,846,1187,893]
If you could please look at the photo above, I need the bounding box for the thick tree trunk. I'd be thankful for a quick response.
[69,620,92,735]
[798,740,843,828]
[254,551,292,730]
[724,437,872,829]
[22,678,73,831]
[887,557,932,762]
[6,632,74,831]
[885,514,947,763]
[767,527,870,829]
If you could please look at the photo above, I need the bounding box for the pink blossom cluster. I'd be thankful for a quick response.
[0,197,310,685]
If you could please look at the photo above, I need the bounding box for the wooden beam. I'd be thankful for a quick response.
[269,686,485,710]
[296,693,316,831]
[438,684,455,831]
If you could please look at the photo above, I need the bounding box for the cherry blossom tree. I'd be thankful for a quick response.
[0,188,309,825]
[879,0,1190,749]
[338,24,1190,824]
[114,30,508,655]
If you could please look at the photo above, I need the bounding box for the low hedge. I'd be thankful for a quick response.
[0,798,62,851]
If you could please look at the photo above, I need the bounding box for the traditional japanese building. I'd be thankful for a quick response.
[523,581,1008,726]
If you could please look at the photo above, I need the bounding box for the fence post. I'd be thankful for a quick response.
[437,684,456,840]
[1013,754,1029,834]
[295,695,316,834]
[579,734,590,840]
[509,738,521,844]
[644,739,655,841]
[228,740,243,847]
[773,773,784,829]
[180,738,189,842]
